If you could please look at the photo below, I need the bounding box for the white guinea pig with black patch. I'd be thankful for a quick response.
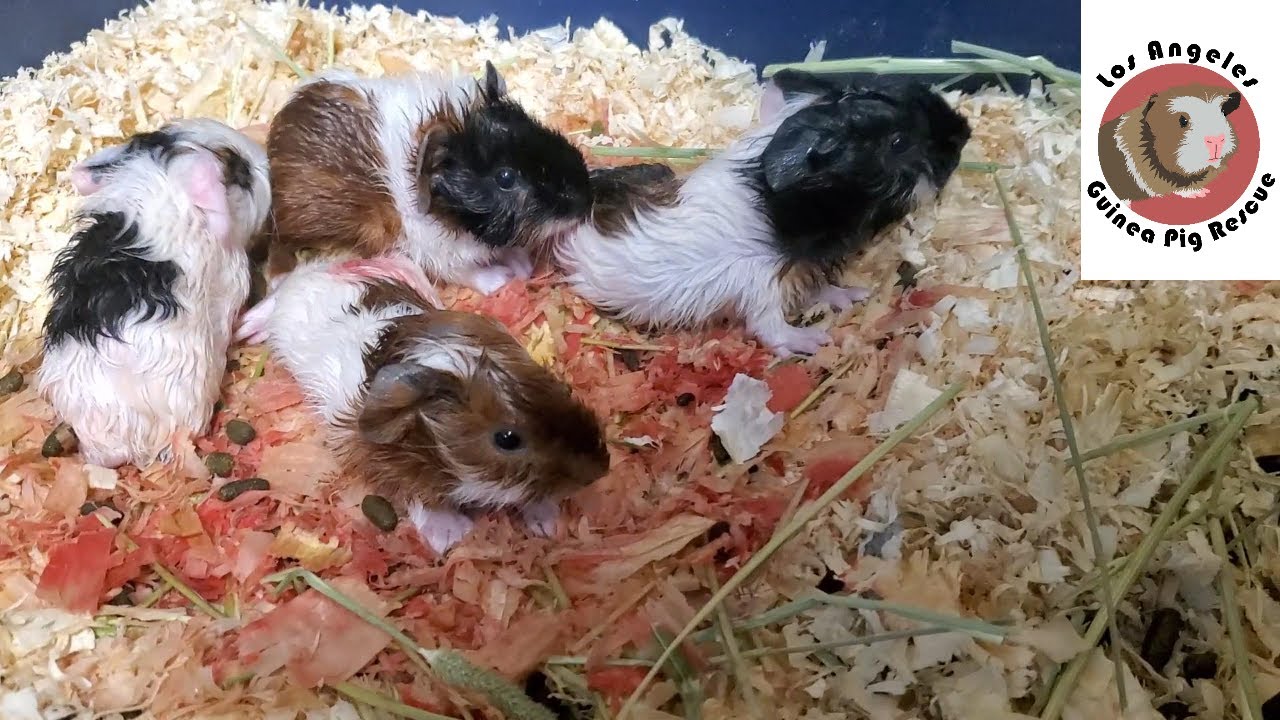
[556,70,972,357]
[37,119,271,468]
[236,255,610,555]
[1099,83,1241,201]
[261,61,592,298]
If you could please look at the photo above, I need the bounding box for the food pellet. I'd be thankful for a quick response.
[361,494,399,531]
[204,452,235,478]
[0,369,24,396]
[225,419,256,445]
[42,423,78,458]
[217,477,269,501]
[1140,607,1183,671]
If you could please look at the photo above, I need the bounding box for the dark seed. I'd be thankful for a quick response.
[1262,691,1280,720]
[79,501,99,516]
[816,568,845,594]
[1259,455,1280,475]
[217,477,269,502]
[42,423,78,458]
[0,369,23,395]
[676,392,695,407]
[225,419,257,445]
[361,494,399,531]
[1238,387,1261,404]
[107,583,136,606]
[747,464,759,474]
[875,336,890,350]
[895,260,920,288]
[1182,651,1217,680]
[204,452,235,478]
[706,520,731,543]
[1158,701,1191,720]
[709,434,731,465]
[1140,607,1183,671]
[616,348,643,371]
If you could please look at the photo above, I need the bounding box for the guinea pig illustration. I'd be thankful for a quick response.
[261,61,592,298]
[236,255,610,555]
[1100,84,1243,201]
[38,119,271,468]
[557,70,971,357]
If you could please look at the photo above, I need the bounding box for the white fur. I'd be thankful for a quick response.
[1167,94,1237,172]
[447,479,530,509]
[294,69,536,295]
[556,95,858,357]
[37,121,270,468]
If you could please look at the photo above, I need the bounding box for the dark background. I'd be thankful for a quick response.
[2,0,1080,80]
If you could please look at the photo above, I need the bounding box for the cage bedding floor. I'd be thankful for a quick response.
[1,2,1279,720]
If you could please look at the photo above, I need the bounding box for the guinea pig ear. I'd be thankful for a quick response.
[481,61,508,103]
[174,149,233,244]
[1222,91,1242,116]
[769,69,839,100]
[1142,93,1160,116]
[359,362,463,444]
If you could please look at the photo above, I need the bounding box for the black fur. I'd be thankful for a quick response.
[1222,91,1242,117]
[219,148,254,191]
[43,211,183,350]
[742,74,971,272]
[427,64,591,248]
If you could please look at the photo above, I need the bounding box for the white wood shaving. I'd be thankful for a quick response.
[711,373,784,464]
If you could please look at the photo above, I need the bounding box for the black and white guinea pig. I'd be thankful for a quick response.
[261,61,592,298]
[37,119,271,468]
[235,254,610,555]
[556,70,972,357]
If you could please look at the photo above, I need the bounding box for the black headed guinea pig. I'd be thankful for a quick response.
[556,70,972,357]
[262,61,592,298]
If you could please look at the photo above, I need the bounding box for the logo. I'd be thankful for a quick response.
[1081,2,1279,281]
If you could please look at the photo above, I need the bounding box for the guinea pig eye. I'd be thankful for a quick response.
[493,429,522,451]
[889,134,908,154]
[1179,115,1189,128]
[494,167,517,190]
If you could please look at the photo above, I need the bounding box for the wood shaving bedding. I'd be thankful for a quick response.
[1,1,1277,719]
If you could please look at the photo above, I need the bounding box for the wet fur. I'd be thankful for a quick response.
[558,74,970,357]
[37,119,271,468]
[264,63,590,295]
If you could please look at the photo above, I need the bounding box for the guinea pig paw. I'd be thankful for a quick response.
[757,324,831,358]
[407,504,475,555]
[500,248,536,279]
[464,265,517,296]
[520,499,561,538]
[816,284,873,310]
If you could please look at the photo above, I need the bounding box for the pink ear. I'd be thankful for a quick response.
[70,165,102,195]
[179,150,233,244]
[759,80,786,124]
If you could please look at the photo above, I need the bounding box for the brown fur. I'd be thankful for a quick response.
[265,81,409,278]
[1099,84,1240,201]
[333,299,610,514]
[588,163,683,235]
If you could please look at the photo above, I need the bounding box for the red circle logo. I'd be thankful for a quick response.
[1097,64,1259,225]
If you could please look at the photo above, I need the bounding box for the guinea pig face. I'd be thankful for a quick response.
[762,83,970,225]
[426,63,593,249]
[358,353,610,506]
[1144,88,1242,173]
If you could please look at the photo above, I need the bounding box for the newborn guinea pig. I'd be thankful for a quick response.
[236,255,610,555]
[263,61,592,297]
[37,118,271,468]
[556,70,971,357]
[1099,83,1242,201]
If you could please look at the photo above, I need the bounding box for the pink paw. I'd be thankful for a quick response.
[234,295,276,345]
[408,503,475,556]
[465,264,517,296]
[816,284,873,311]
[521,499,561,538]
[756,323,831,358]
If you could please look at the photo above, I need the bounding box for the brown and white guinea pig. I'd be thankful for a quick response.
[235,254,610,555]
[37,119,271,468]
[1100,84,1242,201]
[556,70,971,358]
[261,61,592,298]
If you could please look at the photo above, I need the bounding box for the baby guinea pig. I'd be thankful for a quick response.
[264,61,592,297]
[236,255,610,555]
[555,70,971,357]
[38,119,271,468]
[1099,83,1242,201]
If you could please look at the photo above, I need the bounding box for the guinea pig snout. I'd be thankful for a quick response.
[1205,134,1227,160]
